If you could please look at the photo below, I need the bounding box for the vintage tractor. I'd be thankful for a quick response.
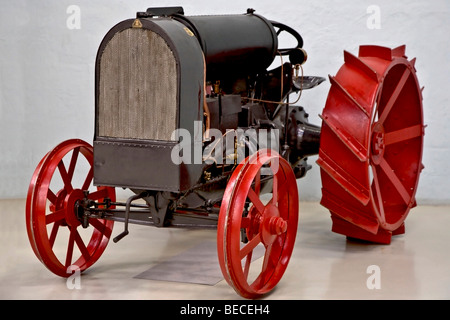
[25,7,424,299]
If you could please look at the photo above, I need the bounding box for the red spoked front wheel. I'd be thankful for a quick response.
[26,139,115,277]
[318,45,425,243]
[217,149,299,299]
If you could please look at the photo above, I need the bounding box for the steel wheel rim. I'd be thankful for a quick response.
[26,139,115,277]
[218,149,299,299]
[318,45,424,240]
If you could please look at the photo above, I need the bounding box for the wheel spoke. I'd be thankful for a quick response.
[240,233,262,259]
[243,251,253,280]
[254,169,261,195]
[46,209,65,225]
[65,227,75,267]
[251,244,274,288]
[81,167,94,191]
[89,219,112,238]
[58,161,73,193]
[379,158,411,205]
[48,220,62,248]
[272,174,278,205]
[384,124,422,146]
[47,189,57,205]
[269,175,288,205]
[371,165,386,224]
[247,188,265,214]
[378,68,411,125]
[67,147,80,182]
[73,229,91,261]
[88,188,109,201]
[261,243,273,274]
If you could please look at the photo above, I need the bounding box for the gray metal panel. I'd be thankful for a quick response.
[93,139,181,192]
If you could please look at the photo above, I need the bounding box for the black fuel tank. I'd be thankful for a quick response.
[172,10,278,79]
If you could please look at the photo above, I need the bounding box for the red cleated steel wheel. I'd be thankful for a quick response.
[317,45,425,244]
[217,149,299,299]
[26,139,115,277]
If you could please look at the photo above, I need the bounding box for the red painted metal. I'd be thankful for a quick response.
[217,149,298,298]
[318,45,425,244]
[26,139,115,277]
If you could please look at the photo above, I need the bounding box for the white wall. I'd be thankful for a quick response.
[0,0,449,204]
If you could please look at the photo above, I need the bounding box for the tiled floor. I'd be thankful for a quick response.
[1,198,449,300]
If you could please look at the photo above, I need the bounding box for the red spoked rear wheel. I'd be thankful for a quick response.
[217,149,299,299]
[26,139,115,277]
[318,45,425,243]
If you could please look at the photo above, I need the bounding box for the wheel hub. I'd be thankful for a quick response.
[268,216,288,235]
[371,122,385,165]
[63,189,85,227]
[260,204,287,245]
